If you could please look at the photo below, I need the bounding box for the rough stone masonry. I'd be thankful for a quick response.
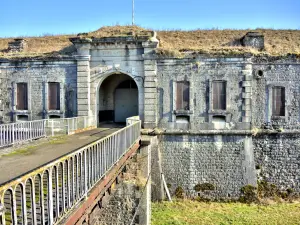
[0,29,300,199]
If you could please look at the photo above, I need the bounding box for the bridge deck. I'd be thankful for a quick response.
[0,123,123,185]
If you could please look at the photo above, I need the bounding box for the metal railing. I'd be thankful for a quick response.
[126,116,140,126]
[0,116,96,148]
[0,119,141,225]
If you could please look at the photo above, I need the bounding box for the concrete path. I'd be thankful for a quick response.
[0,124,123,185]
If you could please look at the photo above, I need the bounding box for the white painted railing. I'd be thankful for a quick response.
[0,119,141,225]
[0,116,96,148]
[126,116,140,126]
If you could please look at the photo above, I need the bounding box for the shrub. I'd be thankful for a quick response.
[175,186,184,199]
[239,185,258,203]
[194,183,215,192]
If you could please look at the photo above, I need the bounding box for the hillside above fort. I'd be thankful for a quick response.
[0,25,299,58]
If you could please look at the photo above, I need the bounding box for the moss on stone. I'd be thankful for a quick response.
[194,183,215,192]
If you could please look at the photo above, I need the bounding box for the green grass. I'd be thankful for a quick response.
[0,135,67,158]
[1,145,38,157]
[152,200,300,225]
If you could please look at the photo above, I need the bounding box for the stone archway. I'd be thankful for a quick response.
[97,73,140,124]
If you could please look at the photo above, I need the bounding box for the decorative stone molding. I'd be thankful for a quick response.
[241,60,253,123]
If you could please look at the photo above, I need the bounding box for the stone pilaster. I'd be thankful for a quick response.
[242,59,253,124]
[70,38,92,117]
[143,59,158,128]
[142,33,159,128]
[75,55,91,117]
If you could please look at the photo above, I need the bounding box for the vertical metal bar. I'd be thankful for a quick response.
[51,120,54,137]
[48,170,54,225]
[84,151,88,196]
[12,190,17,225]
[97,144,100,179]
[104,140,107,171]
[124,128,127,151]
[0,125,3,147]
[91,147,94,184]
[71,158,75,205]
[61,164,66,213]
[31,180,37,225]
[55,167,60,219]
[22,183,28,225]
[76,155,80,199]
[67,160,71,209]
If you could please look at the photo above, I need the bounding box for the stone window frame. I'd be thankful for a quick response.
[266,83,289,123]
[208,79,231,123]
[44,80,65,119]
[172,79,194,122]
[12,80,32,122]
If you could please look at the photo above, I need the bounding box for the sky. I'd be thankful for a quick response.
[0,0,299,37]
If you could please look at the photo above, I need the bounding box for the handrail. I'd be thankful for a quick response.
[0,116,97,148]
[0,120,141,225]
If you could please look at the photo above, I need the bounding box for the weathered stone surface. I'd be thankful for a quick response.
[159,134,255,199]
[253,134,300,192]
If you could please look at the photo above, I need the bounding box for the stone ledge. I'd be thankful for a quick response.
[141,129,300,136]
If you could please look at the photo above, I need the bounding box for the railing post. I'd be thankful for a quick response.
[124,128,127,150]
[12,124,15,145]
[67,119,70,135]
[43,120,46,137]
[48,169,54,225]
[31,182,37,225]
[51,120,54,136]
[84,151,88,197]
[0,203,5,225]
[12,191,17,225]
[21,183,28,225]
[29,121,32,140]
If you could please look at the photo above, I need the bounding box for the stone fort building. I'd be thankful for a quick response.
[0,26,300,198]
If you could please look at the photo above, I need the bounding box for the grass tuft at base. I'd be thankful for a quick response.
[152,200,300,225]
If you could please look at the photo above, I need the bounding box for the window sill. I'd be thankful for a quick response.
[271,116,285,120]
[13,110,31,115]
[208,109,230,115]
[46,110,63,114]
[174,110,193,116]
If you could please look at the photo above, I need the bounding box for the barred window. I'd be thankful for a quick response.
[17,83,28,110]
[212,81,226,110]
[48,82,60,110]
[176,81,190,110]
[272,86,285,116]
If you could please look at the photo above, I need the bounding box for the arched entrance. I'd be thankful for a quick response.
[114,80,138,122]
[97,73,139,124]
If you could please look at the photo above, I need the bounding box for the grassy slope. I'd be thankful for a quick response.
[1,26,300,58]
[152,200,300,225]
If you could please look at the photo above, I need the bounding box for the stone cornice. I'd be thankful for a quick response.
[74,55,91,61]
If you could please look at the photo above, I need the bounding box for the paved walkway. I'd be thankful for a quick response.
[0,124,123,185]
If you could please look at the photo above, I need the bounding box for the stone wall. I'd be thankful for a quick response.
[156,57,250,131]
[0,59,77,122]
[0,68,8,123]
[252,60,300,129]
[253,133,300,192]
[159,134,256,199]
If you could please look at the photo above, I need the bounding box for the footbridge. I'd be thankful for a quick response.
[0,116,142,225]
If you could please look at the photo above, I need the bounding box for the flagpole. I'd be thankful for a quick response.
[132,0,135,25]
